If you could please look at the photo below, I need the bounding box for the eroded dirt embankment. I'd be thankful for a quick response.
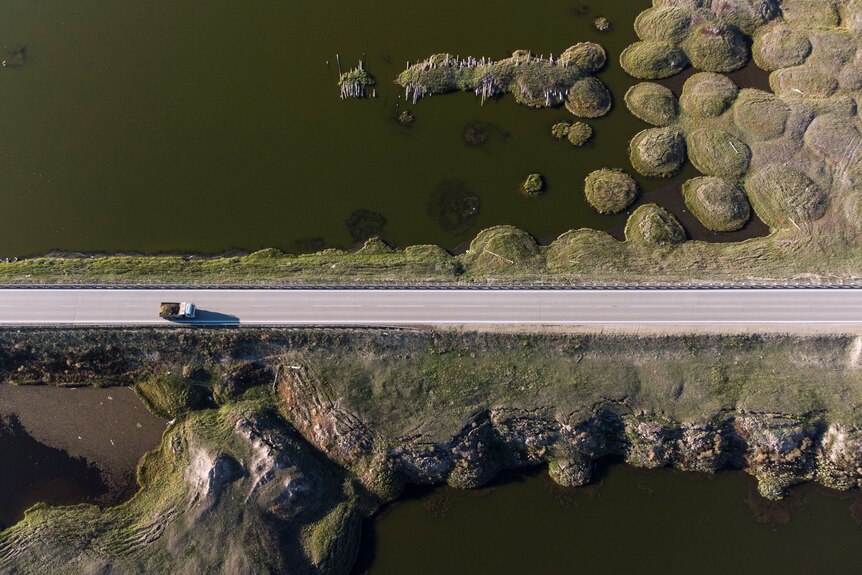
[2,327,862,574]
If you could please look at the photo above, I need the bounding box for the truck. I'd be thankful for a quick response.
[159,302,196,320]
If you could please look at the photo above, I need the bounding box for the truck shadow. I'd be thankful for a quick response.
[188,310,240,325]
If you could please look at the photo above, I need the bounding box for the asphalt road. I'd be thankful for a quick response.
[0,288,861,326]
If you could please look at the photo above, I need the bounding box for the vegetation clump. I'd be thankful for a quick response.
[566,122,593,146]
[594,16,611,31]
[624,82,679,126]
[338,61,375,99]
[681,21,749,73]
[565,77,613,117]
[686,129,751,178]
[584,168,639,214]
[521,173,545,197]
[634,7,692,42]
[398,109,414,126]
[753,23,812,71]
[732,90,788,141]
[770,65,838,98]
[427,179,480,234]
[803,113,862,166]
[462,225,542,271]
[629,127,686,177]
[679,72,739,117]
[745,166,828,229]
[620,40,689,79]
[682,177,751,232]
[625,204,686,245]
[551,122,571,139]
[396,44,610,117]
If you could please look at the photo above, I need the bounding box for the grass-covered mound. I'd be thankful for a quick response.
[622,1,779,80]
[753,22,812,71]
[461,225,542,272]
[732,89,789,141]
[584,168,639,214]
[634,6,692,42]
[679,72,739,117]
[565,77,613,117]
[620,40,689,79]
[745,166,828,229]
[682,20,750,73]
[624,82,679,126]
[625,204,686,246]
[566,122,593,146]
[803,114,862,167]
[396,44,611,116]
[630,127,686,177]
[686,129,751,178]
[770,65,838,98]
[683,176,751,232]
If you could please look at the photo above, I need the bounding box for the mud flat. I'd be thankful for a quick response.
[0,385,165,526]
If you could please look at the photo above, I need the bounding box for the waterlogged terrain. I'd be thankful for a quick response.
[0,0,769,256]
[0,385,166,527]
[361,466,862,575]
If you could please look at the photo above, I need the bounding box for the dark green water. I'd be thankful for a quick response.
[361,465,862,575]
[0,0,766,256]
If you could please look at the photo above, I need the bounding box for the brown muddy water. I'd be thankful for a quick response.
[359,465,862,575]
[0,385,166,528]
[0,0,767,256]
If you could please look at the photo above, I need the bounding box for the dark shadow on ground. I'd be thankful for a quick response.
[188,310,240,324]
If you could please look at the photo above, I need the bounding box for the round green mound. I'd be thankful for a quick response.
[682,176,751,232]
[681,21,749,73]
[803,114,862,165]
[770,65,839,98]
[584,168,639,214]
[522,173,545,197]
[686,129,751,178]
[634,7,692,42]
[752,23,812,71]
[732,90,789,141]
[620,41,689,80]
[629,127,686,177]
[781,0,841,27]
[567,122,593,146]
[712,0,781,35]
[679,72,739,117]
[625,204,686,245]
[464,225,541,268]
[560,42,608,73]
[565,77,612,118]
[624,83,679,126]
[745,165,828,228]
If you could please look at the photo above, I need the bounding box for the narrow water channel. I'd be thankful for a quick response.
[359,465,862,574]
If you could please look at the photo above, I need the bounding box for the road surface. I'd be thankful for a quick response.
[0,288,861,326]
